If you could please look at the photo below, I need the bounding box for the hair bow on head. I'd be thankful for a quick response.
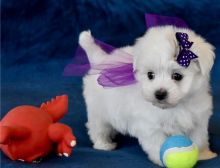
[176,32,198,68]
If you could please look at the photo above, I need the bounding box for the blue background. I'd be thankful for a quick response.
[1,0,220,167]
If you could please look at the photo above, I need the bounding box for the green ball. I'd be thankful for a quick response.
[160,135,199,168]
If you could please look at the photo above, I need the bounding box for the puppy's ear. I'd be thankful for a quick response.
[194,41,215,77]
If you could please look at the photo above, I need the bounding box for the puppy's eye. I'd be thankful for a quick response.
[147,71,155,80]
[172,73,183,81]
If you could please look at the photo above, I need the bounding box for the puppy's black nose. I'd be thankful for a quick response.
[155,89,168,101]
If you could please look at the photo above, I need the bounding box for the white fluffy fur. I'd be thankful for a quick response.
[79,26,217,166]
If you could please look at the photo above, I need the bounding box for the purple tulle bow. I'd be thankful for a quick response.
[63,14,189,87]
[176,32,198,67]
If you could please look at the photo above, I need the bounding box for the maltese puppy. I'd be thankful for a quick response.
[79,26,217,166]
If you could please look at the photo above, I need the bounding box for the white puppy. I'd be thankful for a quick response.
[79,26,217,166]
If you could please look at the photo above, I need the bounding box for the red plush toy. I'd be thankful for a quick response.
[0,95,76,163]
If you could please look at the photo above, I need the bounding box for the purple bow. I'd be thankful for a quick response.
[176,32,198,67]
[64,14,192,87]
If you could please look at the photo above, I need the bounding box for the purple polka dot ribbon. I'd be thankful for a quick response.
[176,32,198,68]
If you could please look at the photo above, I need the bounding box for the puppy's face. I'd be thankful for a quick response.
[133,26,215,109]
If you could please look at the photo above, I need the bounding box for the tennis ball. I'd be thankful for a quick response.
[160,135,199,168]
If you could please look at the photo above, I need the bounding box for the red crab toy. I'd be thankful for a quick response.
[0,95,76,163]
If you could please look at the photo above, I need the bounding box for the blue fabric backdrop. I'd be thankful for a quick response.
[1,0,220,167]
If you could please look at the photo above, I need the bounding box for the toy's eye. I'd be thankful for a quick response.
[172,73,183,81]
[147,71,155,80]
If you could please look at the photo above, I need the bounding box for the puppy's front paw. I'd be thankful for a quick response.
[79,30,94,49]
[148,154,163,167]
[93,140,117,151]
[199,149,217,160]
